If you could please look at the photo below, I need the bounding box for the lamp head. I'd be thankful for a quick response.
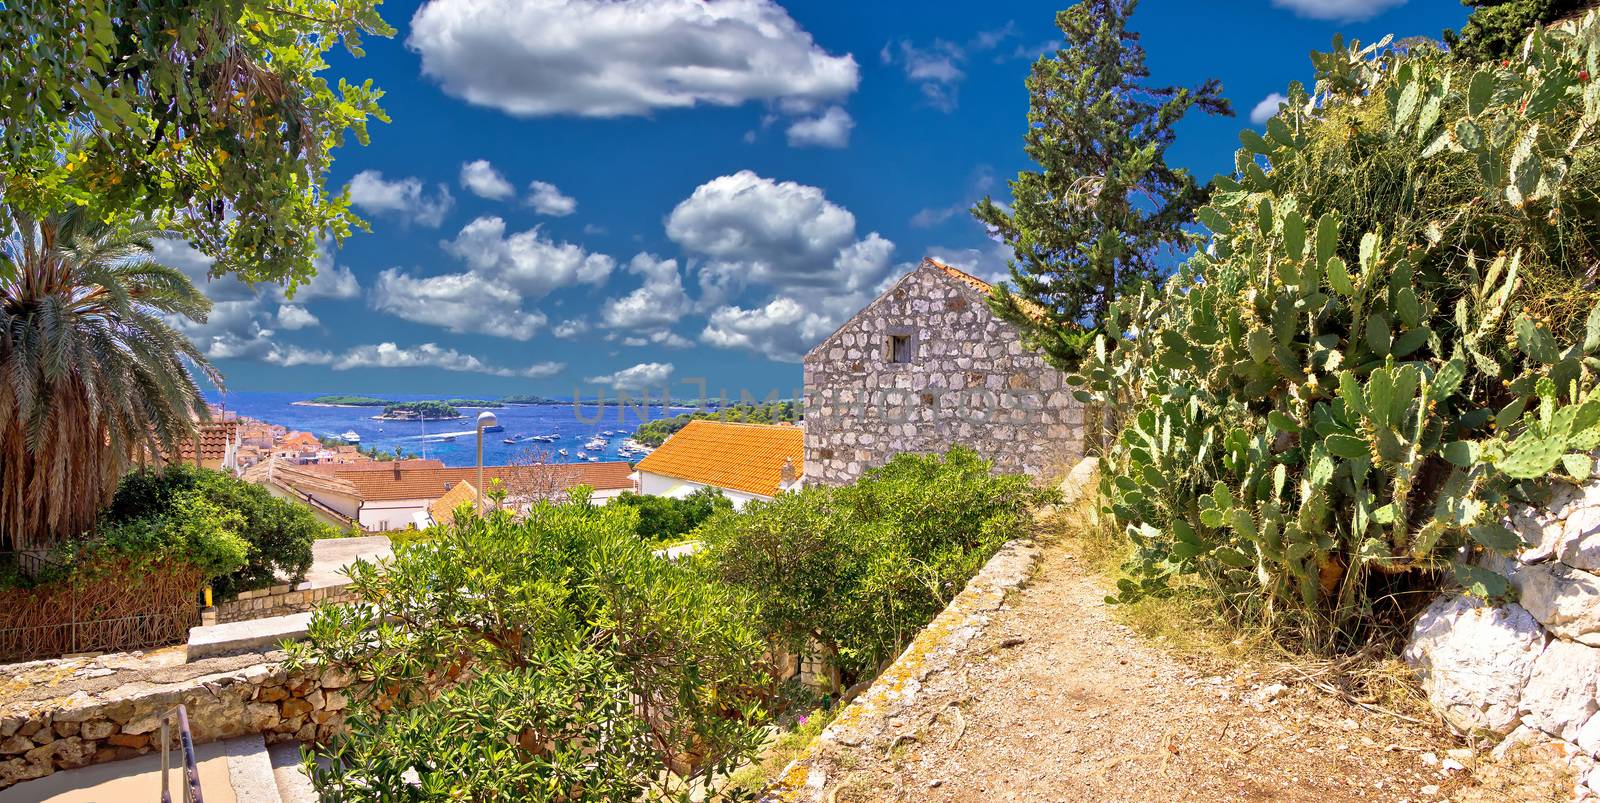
[477,410,498,429]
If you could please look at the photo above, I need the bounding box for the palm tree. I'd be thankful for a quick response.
[0,206,220,553]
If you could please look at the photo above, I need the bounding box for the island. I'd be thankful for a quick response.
[294,394,391,407]
[372,401,464,421]
[632,401,801,446]
[443,398,505,408]
[499,394,558,405]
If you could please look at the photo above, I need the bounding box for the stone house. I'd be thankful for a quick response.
[803,258,1086,484]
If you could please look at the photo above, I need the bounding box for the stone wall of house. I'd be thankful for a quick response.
[0,651,351,789]
[215,581,356,624]
[803,263,1087,485]
[1405,478,1600,796]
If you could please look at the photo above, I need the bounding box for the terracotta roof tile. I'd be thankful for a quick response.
[334,462,634,502]
[428,480,479,527]
[924,258,1051,324]
[634,420,803,498]
[305,459,444,474]
[174,421,237,463]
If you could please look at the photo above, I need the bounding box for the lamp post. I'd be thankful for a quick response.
[476,410,497,511]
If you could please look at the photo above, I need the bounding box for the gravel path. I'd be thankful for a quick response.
[809,533,1567,802]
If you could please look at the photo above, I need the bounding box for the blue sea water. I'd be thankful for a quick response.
[206,391,690,468]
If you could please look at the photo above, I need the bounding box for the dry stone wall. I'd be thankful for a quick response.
[1405,478,1600,796]
[0,650,351,789]
[215,581,356,624]
[803,262,1087,485]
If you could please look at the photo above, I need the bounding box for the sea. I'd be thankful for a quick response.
[205,391,695,468]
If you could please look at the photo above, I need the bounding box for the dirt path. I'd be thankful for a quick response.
[805,533,1572,802]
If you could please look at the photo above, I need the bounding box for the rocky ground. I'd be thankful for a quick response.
[783,523,1584,802]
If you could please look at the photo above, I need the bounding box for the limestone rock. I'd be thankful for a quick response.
[0,736,30,756]
[0,758,49,786]
[78,720,116,741]
[1405,594,1548,735]
[1521,638,1600,742]
[1489,553,1600,646]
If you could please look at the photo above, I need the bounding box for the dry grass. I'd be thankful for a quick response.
[1035,490,1440,725]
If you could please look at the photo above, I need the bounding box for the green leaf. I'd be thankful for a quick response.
[1468,70,1494,116]
[1516,317,1559,364]
[1315,213,1338,268]
[1442,441,1479,467]
[1267,411,1300,433]
[1564,453,1594,480]
[1240,128,1274,155]
[1469,524,1521,552]
[1453,562,1511,599]
[1283,212,1306,261]
[1325,434,1369,459]
[1455,118,1485,152]
[1326,256,1355,296]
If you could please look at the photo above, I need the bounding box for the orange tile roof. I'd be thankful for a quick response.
[174,421,237,463]
[633,420,803,498]
[280,431,322,451]
[306,458,444,474]
[428,480,478,527]
[924,258,1051,324]
[333,462,635,502]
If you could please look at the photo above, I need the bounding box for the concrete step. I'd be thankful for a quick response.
[0,735,267,803]
[187,612,312,662]
[267,741,320,803]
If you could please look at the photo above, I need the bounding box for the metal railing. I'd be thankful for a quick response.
[158,705,205,803]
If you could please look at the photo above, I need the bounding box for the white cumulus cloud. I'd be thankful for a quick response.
[276,305,319,330]
[1249,92,1288,125]
[700,297,839,362]
[527,181,577,216]
[372,268,546,340]
[1269,0,1405,21]
[460,159,516,200]
[407,0,859,118]
[347,171,454,227]
[602,253,691,331]
[442,216,614,297]
[276,342,564,378]
[585,361,674,389]
[786,106,854,148]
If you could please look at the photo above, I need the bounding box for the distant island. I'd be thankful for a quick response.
[442,398,505,408]
[372,401,464,421]
[499,394,559,405]
[632,401,801,446]
[295,394,390,407]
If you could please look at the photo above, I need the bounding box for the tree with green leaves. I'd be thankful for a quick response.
[974,0,1231,368]
[1,208,218,551]
[0,1,392,290]
[1445,0,1594,63]
[287,500,770,801]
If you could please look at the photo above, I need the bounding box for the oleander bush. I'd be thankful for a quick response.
[286,500,770,802]
[106,465,327,598]
[609,486,732,544]
[1074,15,1600,649]
[697,447,1055,688]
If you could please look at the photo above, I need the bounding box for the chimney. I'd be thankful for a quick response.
[779,457,797,486]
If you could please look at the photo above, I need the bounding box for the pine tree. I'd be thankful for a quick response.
[1445,0,1596,63]
[974,0,1230,368]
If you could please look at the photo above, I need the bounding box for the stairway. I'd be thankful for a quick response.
[0,734,319,802]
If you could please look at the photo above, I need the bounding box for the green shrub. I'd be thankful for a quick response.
[697,447,1054,687]
[74,490,249,582]
[107,465,327,598]
[608,486,732,543]
[1074,15,1600,649]
[285,500,769,801]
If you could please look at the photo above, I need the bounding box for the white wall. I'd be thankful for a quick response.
[359,498,432,531]
[635,470,766,510]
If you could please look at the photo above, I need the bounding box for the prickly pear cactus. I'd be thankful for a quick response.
[1075,13,1600,644]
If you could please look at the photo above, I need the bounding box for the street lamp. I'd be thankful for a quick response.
[476,410,498,511]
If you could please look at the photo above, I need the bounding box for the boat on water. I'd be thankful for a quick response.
[577,451,588,459]
[503,434,527,445]
[483,424,505,433]
[529,434,559,443]
[340,430,360,443]
[587,456,599,462]
[584,438,607,451]
[558,448,569,457]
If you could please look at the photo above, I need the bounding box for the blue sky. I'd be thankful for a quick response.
[175,0,1470,400]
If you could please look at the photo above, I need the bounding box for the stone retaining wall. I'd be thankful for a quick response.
[1405,478,1600,796]
[0,651,350,789]
[215,581,356,624]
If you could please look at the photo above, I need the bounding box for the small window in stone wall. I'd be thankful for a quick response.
[888,334,912,363]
